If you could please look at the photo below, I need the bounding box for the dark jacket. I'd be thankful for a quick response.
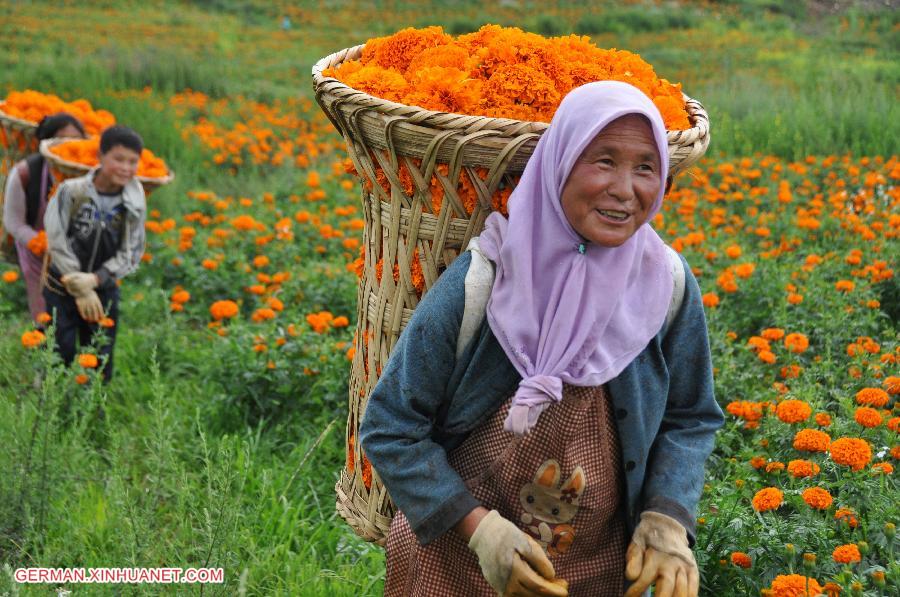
[360,249,724,546]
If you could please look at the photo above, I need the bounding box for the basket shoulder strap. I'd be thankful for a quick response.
[456,237,496,360]
[664,245,686,336]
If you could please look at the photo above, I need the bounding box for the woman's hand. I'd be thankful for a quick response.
[465,509,568,597]
[624,511,698,597]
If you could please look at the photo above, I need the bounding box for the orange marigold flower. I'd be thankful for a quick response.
[831,544,861,564]
[21,330,46,349]
[750,456,767,469]
[762,328,786,341]
[780,364,802,379]
[77,353,98,368]
[75,373,90,385]
[787,459,820,478]
[776,399,812,424]
[758,349,777,364]
[752,487,783,512]
[888,417,900,433]
[784,333,809,354]
[814,412,832,427]
[2,270,19,283]
[98,317,115,328]
[730,552,751,568]
[171,290,190,304]
[834,508,858,528]
[855,387,890,406]
[835,280,855,292]
[801,487,833,510]
[765,461,785,473]
[251,308,276,322]
[36,311,52,325]
[883,376,900,395]
[210,300,239,321]
[829,437,872,471]
[701,292,720,308]
[854,407,883,428]
[871,462,893,474]
[793,429,831,453]
[768,574,823,597]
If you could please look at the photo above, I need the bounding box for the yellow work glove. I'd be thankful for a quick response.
[624,511,699,597]
[62,272,99,298]
[468,510,569,597]
[75,290,105,323]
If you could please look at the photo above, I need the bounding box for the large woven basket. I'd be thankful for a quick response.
[0,101,39,164]
[39,138,175,195]
[313,43,710,545]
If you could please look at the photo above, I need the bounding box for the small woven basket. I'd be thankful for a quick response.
[313,43,710,545]
[39,138,175,195]
[0,101,39,164]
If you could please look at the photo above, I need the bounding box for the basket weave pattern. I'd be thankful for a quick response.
[0,101,39,164]
[313,44,710,545]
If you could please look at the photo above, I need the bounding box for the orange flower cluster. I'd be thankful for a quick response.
[829,437,872,471]
[20,330,46,349]
[801,487,833,510]
[787,459,820,478]
[210,300,239,321]
[306,311,350,334]
[853,406,882,428]
[834,508,859,528]
[77,353,98,368]
[752,487,783,512]
[1,89,115,137]
[172,91,330,170]
[730,552,751,568]
[767,574,823,597]
[831,544,861,564]
[776,399,812,424]
[793,429,831,453]
[325,25,691,129]
[855,387,890,407]
[26,231,47,256]
[48,137,169,178]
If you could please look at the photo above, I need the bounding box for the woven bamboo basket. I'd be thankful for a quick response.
[0,101,39,163]
[39,138,175,195]
[313,43,711,545]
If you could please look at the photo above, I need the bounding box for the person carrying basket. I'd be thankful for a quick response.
[360,81,724,596]
[2,113,86,326]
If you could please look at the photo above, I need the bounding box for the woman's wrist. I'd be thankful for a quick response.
[454,505,490,542]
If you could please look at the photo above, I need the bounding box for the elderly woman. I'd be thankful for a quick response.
[360,81,724,597]
[2,113,86,326]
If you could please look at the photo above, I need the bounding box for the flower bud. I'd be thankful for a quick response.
[802,553,816,569]
[885,522,896,540]
[857,540,869,555]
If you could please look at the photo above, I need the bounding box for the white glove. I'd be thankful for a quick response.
[62,272,99,298]
[468,510,568,597]
[75,290,105,323]
[624,511,698,597]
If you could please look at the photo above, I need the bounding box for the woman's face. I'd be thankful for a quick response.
[54,123,84,139]
[560,114,662,248]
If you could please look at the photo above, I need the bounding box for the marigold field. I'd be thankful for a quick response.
[0,1,897,595]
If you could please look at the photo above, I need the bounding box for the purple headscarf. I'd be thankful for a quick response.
[478,81,674,435]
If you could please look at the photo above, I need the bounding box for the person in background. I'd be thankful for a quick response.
[2,113,86,327]
[43,125,146,382]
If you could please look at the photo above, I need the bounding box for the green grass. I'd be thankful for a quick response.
[0,1,897,594]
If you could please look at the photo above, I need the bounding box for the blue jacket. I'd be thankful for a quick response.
[360,250,724,546]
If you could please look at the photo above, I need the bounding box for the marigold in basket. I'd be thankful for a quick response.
[324,25,692,130]
[49,137,169,179]
[2,90,115,136]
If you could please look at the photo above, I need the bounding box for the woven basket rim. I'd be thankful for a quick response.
[0,101,40,130]
[39,137,175,186]
[312,43,710,147]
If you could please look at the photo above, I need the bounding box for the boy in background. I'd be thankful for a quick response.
[43,125,146,382]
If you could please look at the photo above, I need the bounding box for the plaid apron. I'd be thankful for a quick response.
[385,384,627,596]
